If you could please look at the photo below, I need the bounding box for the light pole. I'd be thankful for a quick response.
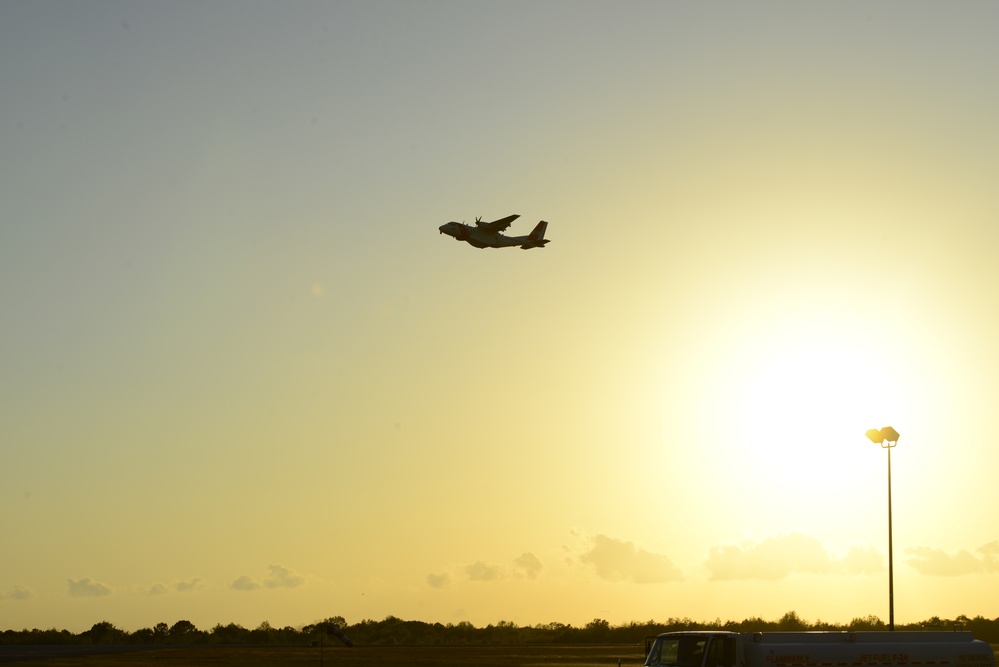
[865,426,900,631]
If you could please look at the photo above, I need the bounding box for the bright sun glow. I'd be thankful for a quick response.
[731,334,886,448]
[694,300,923,506]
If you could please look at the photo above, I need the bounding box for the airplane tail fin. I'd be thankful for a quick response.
[530,220,548,240]
[520,220,550,249]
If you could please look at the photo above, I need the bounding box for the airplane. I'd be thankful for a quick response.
[438,214,550,250]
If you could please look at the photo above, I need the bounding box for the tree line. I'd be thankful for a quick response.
[2,612,998,647]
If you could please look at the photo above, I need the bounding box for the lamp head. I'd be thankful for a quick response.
[866,426,900,446]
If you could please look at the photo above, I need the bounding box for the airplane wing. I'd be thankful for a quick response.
[475,214,520,232]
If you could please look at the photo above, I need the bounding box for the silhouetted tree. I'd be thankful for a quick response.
[209,622,249,644]
[5,610,999,647]
[849,615,886,630]
[250,620,273,643]
[584,618,610,641]
[153,622,169,641]
[445,620,476,644]
[130,627,154,643]
[82,621,125,645]
[303,616,348,636]
[169,619,197,642]
[777,611,808,631]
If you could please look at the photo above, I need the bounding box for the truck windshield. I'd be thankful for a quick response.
[646,636,707,667]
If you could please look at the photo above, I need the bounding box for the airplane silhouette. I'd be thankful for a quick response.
[438,214,550,250]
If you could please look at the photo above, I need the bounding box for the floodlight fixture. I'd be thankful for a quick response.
[866,426,899,447]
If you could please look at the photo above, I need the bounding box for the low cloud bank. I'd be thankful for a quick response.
[428,552,546,588]
[231,564,304,591]
[580,534,684,583]
[906,541,999,576]
[68,577,112,597]
[0,584,32,601]
[705,533,883,580]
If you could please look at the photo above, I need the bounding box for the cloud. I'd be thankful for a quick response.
[146,583,169,596]
[981,541,999,569]
[175,577,203,593]
[1,585,32,601]
[263,564,304,589]
[230,575,261,591]
[580,534,683,583]
[905,542,999,576]
[231,565,304,591]
[68,577,112,597]
[466,560,502,582]
[705,533,885,581]
[139,578,203,595]
[513,552,543,579]
[706,533,831,580]
[427,572,451,589]
[432,553,545,587]
[840,545,884,575]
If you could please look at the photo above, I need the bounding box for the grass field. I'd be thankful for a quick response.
[0,643,647,666]
[1,643,996,667]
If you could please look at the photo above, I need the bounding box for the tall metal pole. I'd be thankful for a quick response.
[887,445,894,632]
[866,427,899,632]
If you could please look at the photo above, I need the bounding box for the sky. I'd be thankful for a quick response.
[2,1,999,634]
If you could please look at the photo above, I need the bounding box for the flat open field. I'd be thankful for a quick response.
[2,644,996,667]
[0,643,646,666]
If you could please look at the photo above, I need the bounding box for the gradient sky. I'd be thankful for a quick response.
[3,1,999,634]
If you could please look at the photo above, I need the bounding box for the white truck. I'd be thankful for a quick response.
[644,631,995,667]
